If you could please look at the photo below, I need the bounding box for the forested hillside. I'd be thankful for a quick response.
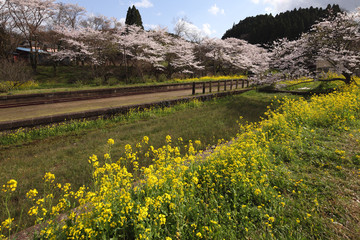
[222,4,341,45]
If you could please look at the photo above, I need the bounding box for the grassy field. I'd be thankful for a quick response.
[1,83,359,239]
[0,91,278,235]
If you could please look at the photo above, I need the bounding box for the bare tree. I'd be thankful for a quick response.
[0,58,32,92]
[6,0,56,72]
[0,0,20,60]
[51,2,85,29]
[173,17,204,43]
[80,14,112,31]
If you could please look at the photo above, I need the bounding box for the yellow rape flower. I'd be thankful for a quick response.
[44,172,55,183]
[26,189,38,199]
[2,179,17,192]
[28,206,39,216]
[1,218,14,229]
[138,207,148,221]
[254,188,261,195]
[159,214,166,225]
[143,136,149,144]
[107,138,115,145]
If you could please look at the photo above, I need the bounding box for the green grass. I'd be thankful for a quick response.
[2,85,359,239]
[0,91,278,233]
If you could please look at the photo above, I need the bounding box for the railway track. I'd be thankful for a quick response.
[0,83,194,109]
[0,79,250,131]
[0,79,248,109]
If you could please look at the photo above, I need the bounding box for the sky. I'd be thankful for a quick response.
[61,0,360,38]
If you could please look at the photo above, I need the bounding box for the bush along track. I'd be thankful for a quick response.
[1,85,360,239]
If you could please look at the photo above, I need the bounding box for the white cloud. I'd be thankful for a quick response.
[265,7,273,13]
[208,4,225,15]
[251,0,260,4]
[202,23,216,36]
[119,18,126,25]
[263,0,293,12]
[132,0,153,8]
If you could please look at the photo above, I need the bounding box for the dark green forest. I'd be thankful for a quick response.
[222,4,341,45]
[125,5,144,29]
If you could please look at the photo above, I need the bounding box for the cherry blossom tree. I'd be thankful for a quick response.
[310,8,360,84]
[164,36,204,77]
[51,2,85,29]
[80,14,112,31]
[200,37,269,77]
[268,8,360,85]
[267,37,312,84]
[5,0,56,72]
[114,25,165,79]
[0,0,9,28]
[0,0,20,60]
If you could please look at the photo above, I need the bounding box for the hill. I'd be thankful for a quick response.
[222,4,341,45]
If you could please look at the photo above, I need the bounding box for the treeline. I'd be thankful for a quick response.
[222,4,342,45]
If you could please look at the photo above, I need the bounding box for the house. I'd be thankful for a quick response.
[13,47,49,64]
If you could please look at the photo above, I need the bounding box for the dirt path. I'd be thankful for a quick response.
[0,89,196,122]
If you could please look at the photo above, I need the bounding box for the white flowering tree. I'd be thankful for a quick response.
[268,8,360,85]
[200,37,269,78]
[120,26,165,76]
[311,8,360,84]
[0,0,20,60]
[267,37,312,85]
[51,2,85,29]
[164,36,204,77]
[53,25,122,83]
[80,14,112,31]
[5,0,56,72]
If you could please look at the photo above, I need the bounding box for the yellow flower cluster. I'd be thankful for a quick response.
[1,179,17,193]
[2,84,359,239]
[173,75,247,83]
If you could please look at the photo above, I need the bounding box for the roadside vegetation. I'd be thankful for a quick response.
[1,81,359,239]
[0,0,359,238]
[0,91,279,236]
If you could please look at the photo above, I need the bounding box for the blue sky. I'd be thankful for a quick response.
[61,0,359,38]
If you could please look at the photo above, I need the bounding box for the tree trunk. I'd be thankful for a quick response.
[29,41,37,74]
[342,72,352,85]
[53,62,57,77]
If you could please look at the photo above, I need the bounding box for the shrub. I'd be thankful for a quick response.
[0,59,33,92]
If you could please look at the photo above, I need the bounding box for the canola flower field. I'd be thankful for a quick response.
[1,84,360,239]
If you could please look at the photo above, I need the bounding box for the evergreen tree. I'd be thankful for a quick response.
[125,6,143,29]
[222,5,342,46]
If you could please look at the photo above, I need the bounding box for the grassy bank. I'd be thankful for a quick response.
[5,84,360,239]
[1,85,359,239]
[0,91,278,235]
